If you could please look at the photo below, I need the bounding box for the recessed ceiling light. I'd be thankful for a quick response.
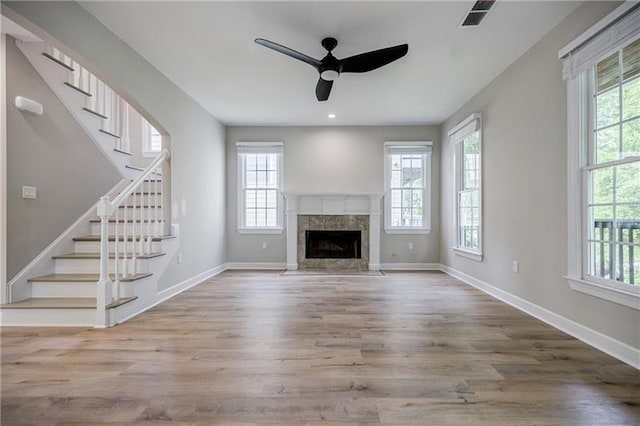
[328,113,336,119]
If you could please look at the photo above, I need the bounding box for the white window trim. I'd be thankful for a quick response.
[236,142,284,234]
[141,120,162,158]
[449,113,483,262]
[383,141,432,234]
[561,3,640,310]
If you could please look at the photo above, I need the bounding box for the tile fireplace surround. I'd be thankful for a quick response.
[283,193,383,271]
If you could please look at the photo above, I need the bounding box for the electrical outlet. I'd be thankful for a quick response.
[177,253,183,264]
[408,242,414,250]
[512,260,519,273]
[262,242,268,250]
[22,186,37,199]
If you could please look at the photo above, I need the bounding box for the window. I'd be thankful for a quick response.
[141,119,161,157]
[384,142,432,234]
[449,113,483,261]
[561,4,640,309]
[237,142,283,233]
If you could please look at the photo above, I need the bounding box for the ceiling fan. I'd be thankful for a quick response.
[255,37,409,102]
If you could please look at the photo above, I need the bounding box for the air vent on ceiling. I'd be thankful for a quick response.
[461,0,496,27]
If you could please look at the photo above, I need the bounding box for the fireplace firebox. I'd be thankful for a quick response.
[305,230,362,259]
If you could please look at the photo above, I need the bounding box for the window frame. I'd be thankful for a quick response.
[449,113,483,262]
[561,4,640,310]
[236,142,284,234]
[383,141,432,235]
[141,120,162,158]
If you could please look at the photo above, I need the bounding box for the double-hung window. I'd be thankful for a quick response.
[141,120,162,157]
[237,142,283,233]
[449,113,483,261]
[384,142,432,234]
[561,4,640,309]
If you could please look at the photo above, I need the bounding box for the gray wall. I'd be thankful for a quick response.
[4,2,227,291]
[440,1,639,349]
[226,125,440,265]
[6,34,120,280]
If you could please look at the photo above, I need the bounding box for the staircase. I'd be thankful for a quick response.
[1,41,176,327]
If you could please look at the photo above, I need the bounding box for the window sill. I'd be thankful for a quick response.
[238,227,283,235]
[384,228,431,235]
[565,276,640,310]
[452,247,483,262]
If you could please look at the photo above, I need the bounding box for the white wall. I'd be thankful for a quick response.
[226,125,440,265]
[6,34,121,280]
[440,1,639,349]
[3,1,227,291]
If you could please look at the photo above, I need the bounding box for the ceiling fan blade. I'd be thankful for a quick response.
[339,44,408,73]
[255,38,321,70]
[316,78,333,102]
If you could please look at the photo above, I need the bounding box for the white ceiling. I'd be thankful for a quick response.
[79,1,581,126]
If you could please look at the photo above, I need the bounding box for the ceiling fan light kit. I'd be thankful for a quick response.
[255,37,409,101]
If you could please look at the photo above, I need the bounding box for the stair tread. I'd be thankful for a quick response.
[28,272,153,283]
[64,82,92,97]
[89,219,161,223]
[99,128,121,139]
[114,148,132,156]
[52,252,165,260]
[1,297,96,309]
[1,296,138,310]
[83,107,108,119]
[125,165,144,171]
[42,52,74,71]
[73,235,174,242]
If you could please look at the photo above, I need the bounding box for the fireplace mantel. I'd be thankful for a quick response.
[283,193,383,271]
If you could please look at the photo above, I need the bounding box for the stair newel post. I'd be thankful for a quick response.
[131,192,137,274]
[154,170,160,236]
[139,181,145,256]
[96,196,113,328]
[123,195,129,277]
[113,204,120,301]
[146,174,152,254]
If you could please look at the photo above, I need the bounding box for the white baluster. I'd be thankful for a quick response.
[138,185,144,256]
[121,104,130,153]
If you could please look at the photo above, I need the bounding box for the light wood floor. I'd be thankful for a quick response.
[2,270,639,425]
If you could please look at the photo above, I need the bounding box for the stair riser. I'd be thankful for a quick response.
[54,257,151,274]
[113,207,163,221]
[90,221,164,236]
[0,308,95,327]
[32,281,96,297]
[31,281,135,298]
[74,240,165,253]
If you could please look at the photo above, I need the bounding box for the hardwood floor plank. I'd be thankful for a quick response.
[2,270,638,425]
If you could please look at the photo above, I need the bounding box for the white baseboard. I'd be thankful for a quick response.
[7,179,128,302]
[381,262,442,270]
[115,264,227,325]
[225,262,286,270]
[440,264,640,370]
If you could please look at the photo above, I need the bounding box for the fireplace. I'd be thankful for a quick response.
[306,230,362,259]
[283,193,383,271]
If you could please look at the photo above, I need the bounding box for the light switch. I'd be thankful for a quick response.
[22,186,37,199]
